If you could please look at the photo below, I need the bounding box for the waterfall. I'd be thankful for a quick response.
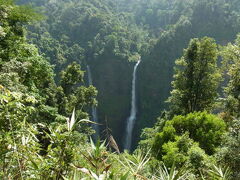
[87,65,99,140]
[124,60,141,150]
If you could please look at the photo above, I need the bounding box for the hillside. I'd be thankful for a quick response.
[0,0,240,179]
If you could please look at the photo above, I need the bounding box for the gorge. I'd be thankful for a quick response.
[18,0,240,151]
[2,0,240,178]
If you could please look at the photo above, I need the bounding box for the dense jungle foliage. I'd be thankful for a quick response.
[0,0,240,179]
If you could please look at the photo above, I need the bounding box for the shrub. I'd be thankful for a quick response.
[152,112,226,168]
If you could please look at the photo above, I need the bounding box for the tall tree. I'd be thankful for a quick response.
[218,35,240,178]
[167,37,221,115]
[221,34,240,118]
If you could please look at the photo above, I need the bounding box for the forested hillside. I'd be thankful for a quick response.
[1,0,240,179]
[16,0,240,150]
[18,0,151,147]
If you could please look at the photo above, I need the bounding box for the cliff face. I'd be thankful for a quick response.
[89,51,173,150]
[89,53,133,148]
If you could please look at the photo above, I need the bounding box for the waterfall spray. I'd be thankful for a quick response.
[124,60,141,150]
[87,65,99,140]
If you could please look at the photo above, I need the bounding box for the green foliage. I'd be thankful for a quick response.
[152,112,226,161]
[221,34,240,118]
[188,145,207,170]
[60,62,84,94]
[0,1,99,178]
[216,118,240,179]
[57,62,97,118]
[19,0,240,149]
[1,0,240,179]
[203,165,232,180]
[137,0,240,136]
[19,0,151,145]
[0,86,37,129]
[153,163,194,180]
[167,37,221,115]
[214,35,240,179]
[26,0,149,66]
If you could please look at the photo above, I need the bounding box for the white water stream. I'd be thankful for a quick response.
[87,65,99,140]
[124,60,141,150]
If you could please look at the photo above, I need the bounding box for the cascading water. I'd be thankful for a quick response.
[87,65,99,140]
[124,60,141,150]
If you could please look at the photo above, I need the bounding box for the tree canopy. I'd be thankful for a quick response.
[1,0,240,179]
[167,37,221,115]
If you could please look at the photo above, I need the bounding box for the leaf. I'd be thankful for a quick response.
[120,172,129,180]
[69,108,76,131]
[27,156,39,170]
[104,164,111,172]
[108,135,120,154]
[78,119,100,124]
[61,176,69,180]
[90,137,96,150]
